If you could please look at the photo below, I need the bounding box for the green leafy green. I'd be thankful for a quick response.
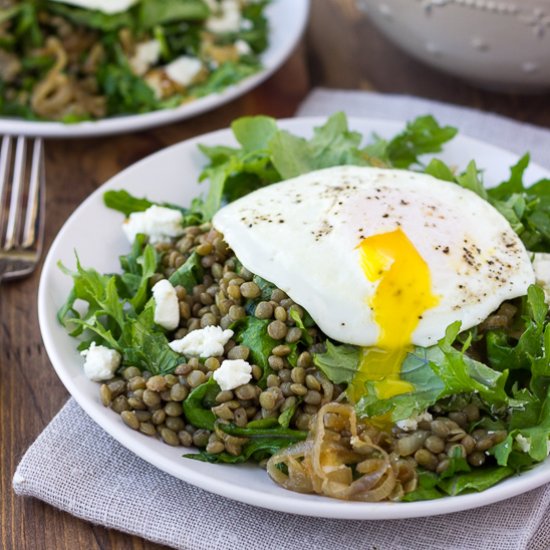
[103,190,155,216]
[185,421,306,464]
[58,254,182,375]
[232,316,278,373]
[313,341,360,385]
[139,0,209,29]
[384,115,458,169]
[45,2,134,31]
[182,378,219,430]
[356,322,511,421]
[197,113,460,219]
[169,252,204,292]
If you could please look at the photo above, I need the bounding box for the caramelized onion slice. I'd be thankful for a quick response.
[267,402,417,502]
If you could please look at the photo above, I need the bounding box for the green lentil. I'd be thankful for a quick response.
[121,411,140,430]
[268,320,287,340]
[100,384,112,406]
[123,366,141,380]
[187,370,207,388]
[143,389,161,408]
[240,281,261,299]
[228,345,250,361]
[146,375,167,392]
[178,430,193,446]
[255,301,274,319]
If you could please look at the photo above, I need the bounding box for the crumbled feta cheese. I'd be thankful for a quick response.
[213,359,252,391]
[81,343,121,381]
[130,40,161,76]
[240,18,253,30]
[122,205,185,244]
[152,279,180,331]
[235,39,252,56]
[533,252,550,304]
[515,434,531,453]
[169,326,234,358]
[206,0,241,33]
[50,0,138,14]
[396,411,433,432]
[165,56,203,87]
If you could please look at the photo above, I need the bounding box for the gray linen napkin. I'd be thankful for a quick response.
[14,90,550,550]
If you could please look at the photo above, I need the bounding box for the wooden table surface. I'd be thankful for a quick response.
[2,1,550,549]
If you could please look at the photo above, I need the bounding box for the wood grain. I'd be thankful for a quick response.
[3,1,550,548]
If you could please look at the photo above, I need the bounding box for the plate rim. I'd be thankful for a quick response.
[0,0,309,138]
[38,116,550,520]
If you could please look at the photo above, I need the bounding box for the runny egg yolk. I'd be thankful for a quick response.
[348,228,440,403]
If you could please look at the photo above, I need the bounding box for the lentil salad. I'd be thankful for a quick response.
[0,0,268,121]
[58,113,550,502]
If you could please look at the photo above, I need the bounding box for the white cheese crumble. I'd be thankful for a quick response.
[165,56,203,87]
[213,359,252,391]
[169,326,234,358]
[152,279,180,331]
[206,0,241,33]
[130,40,161,76]
[533,252,550,304]
[122,205,185,244]
[81,343,121,381]
[515,434,531,453]
[396,411,433,432]
[50,0,138,14]
[235,39,252,56]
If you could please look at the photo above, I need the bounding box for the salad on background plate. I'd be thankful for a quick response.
[0,0,269,122]
[51,113,550,506]
[0,0,308,137]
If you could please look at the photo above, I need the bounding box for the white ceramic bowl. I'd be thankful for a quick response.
[357,0,550,92]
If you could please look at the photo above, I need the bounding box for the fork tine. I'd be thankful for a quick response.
[4,136,26,250]
[22,139,44,249]
[0,136,12,233]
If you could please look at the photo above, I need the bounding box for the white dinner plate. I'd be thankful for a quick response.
[0,0,308,138]
[38,117,550,520]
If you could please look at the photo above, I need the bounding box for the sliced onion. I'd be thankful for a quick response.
[267,402,417,502]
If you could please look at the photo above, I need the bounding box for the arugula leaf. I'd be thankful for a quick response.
[169,251,203,292]
[185,422,306,464]
[278,399,300,428]
[103,189,203,226]
[113,239,158,316]
[182,378,219,430]
[270,112,367,179]
[103,190,154,216]
[456,160,488,200]
[403,459,513,501]
[485,285,548,376]
[232,316,278,373]
[45,2,134,31]
[232,116,278,152]
[191,60,260,98]
[356,322,510,421]
[438,467,514,496]
[186,437,297,464]
[313,341,360,385]
[120,302,183,375]
[385,115,457,169]
[139,0,209,29]
[424,158,456,182]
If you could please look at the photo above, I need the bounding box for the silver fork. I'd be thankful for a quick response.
[0,136,45,283]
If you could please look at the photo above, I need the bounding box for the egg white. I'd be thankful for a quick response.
[213,166,535,347]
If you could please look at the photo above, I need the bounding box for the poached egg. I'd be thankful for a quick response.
[213,166,535,399]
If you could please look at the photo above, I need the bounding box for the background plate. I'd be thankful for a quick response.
[38,117,550,519]
[0,0,309,138]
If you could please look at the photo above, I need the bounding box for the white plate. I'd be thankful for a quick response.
[0,0,308,138]
[38,117,550,520]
